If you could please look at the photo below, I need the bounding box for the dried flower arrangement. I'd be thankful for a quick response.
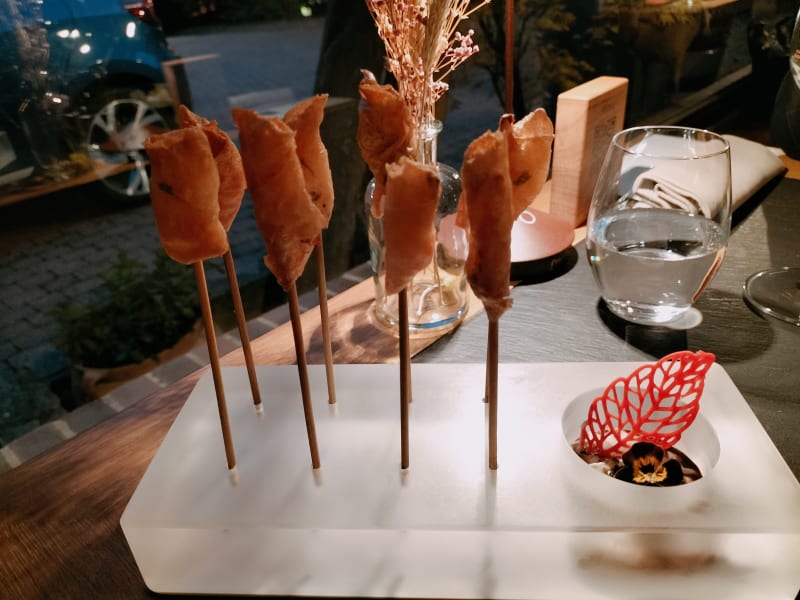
[365,0,490,127]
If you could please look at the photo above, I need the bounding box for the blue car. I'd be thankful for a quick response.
[0,0,189,202]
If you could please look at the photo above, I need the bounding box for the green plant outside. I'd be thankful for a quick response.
[55,250,200,369]
[0,366,63,446]
[600,0,699,26]
[475,0,597,117]
[473,0,707,119]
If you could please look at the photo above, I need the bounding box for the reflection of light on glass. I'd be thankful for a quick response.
[79,44,91,54]
[300,5,312,17]
[44,92,63,105]
[57,28,80,39]
[126,21,136,38]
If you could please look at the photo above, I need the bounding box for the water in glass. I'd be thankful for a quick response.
[586,126,731,325]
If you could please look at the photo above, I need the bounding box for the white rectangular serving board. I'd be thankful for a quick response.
[121,363,800,598]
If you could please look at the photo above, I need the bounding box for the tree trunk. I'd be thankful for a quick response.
[304,0,387,282]
[313,0,385,97]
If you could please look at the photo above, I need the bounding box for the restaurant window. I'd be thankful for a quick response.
[0,0,795,463]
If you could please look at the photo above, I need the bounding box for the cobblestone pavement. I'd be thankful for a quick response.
[0,16,502,470]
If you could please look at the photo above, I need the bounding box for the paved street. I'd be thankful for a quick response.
[0,16,503,466]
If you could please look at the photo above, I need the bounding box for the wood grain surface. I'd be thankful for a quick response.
[221,278,484,368]
[0,374,197,598]
[780,153,800,180]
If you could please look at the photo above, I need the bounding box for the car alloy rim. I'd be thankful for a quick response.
[87,97,168,198]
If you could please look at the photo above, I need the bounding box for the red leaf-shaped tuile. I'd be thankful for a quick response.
[580,351,715,458]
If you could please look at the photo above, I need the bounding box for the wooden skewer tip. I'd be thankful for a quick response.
[315,242,337,405]
[228,466,240,486]
[288,282,322,470]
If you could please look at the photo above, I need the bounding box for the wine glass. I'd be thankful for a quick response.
[743,9,800,330]
[586,126,732,326]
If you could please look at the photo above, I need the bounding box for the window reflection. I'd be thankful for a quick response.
[0,0,795,465]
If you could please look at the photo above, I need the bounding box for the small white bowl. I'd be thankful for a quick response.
[561,389,721,515]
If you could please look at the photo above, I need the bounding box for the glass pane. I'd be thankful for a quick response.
[0,0,793,464]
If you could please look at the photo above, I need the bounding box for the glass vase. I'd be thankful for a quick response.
[365,120,468,329]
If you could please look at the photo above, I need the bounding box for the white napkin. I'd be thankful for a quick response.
[631,160,720,217]
[725,135,787,209]
[628,135,786,217]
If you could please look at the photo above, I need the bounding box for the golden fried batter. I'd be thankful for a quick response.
[145,127,229,264]
[284,94,335,228]
[500,108,554,219]
[178,105,246,232]
[232,108,325,290]
[461,130,514,321]
[357,70,414,218]
[382,156,440,295]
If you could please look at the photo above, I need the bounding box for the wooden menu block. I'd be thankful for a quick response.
[550,76,628,227]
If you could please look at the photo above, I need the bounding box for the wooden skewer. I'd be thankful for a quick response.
[483,349,490,404]
[287,282,321,469]
[193,261,237,471]
[406,346,413,405]
[401,283,412,405]
[492,0,513,467]
[222,249,262,410]
[487,316,499,470]
[315,241,336,404]
[505,0,514,115]
[399,288,410,469]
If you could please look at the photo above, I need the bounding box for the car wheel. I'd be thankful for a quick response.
[85,87,172,202]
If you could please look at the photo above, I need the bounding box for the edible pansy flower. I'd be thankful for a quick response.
[613,442,684,487]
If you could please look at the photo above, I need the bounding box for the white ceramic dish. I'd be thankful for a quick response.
[121,363,800,598]
[560,389,721,516]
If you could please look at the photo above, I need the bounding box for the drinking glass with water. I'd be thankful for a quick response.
[586,126,732,325]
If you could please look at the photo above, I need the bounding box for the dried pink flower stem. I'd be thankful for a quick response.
[366,0,490,126]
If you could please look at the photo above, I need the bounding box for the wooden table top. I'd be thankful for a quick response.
[780,153,800,180]
[1,166,798,599]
